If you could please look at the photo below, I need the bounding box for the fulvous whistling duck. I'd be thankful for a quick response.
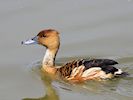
[22,29,127,82]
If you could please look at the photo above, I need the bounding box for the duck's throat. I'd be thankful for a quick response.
[42,49,57,68]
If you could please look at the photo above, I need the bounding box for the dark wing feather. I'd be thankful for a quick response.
[83,59,118,68]
[83,59,119,74]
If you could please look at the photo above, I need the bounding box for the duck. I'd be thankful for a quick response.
[22,29,126,82]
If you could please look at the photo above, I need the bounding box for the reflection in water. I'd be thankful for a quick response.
[23,71,59,100]
[22,57,133,100]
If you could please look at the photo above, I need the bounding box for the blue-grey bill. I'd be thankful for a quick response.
[22,39,37,45]
[22,36,38,45]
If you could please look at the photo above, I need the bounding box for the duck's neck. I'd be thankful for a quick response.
[42,48,58,74]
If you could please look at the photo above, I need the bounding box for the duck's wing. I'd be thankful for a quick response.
[57,59,120,78]
[57,60,84,78]
[83,59,119,74]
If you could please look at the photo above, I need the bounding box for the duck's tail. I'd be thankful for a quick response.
[114,68,129,77]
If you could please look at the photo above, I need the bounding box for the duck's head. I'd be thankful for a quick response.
[22,29,60,50]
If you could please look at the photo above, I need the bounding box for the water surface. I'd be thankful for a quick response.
[0,0,133,100]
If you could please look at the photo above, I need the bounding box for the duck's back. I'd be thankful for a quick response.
[57,59,123,81]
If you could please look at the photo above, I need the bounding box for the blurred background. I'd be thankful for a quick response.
[0,0,133,100]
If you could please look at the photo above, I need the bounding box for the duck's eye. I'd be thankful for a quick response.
[42,35,46,37]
